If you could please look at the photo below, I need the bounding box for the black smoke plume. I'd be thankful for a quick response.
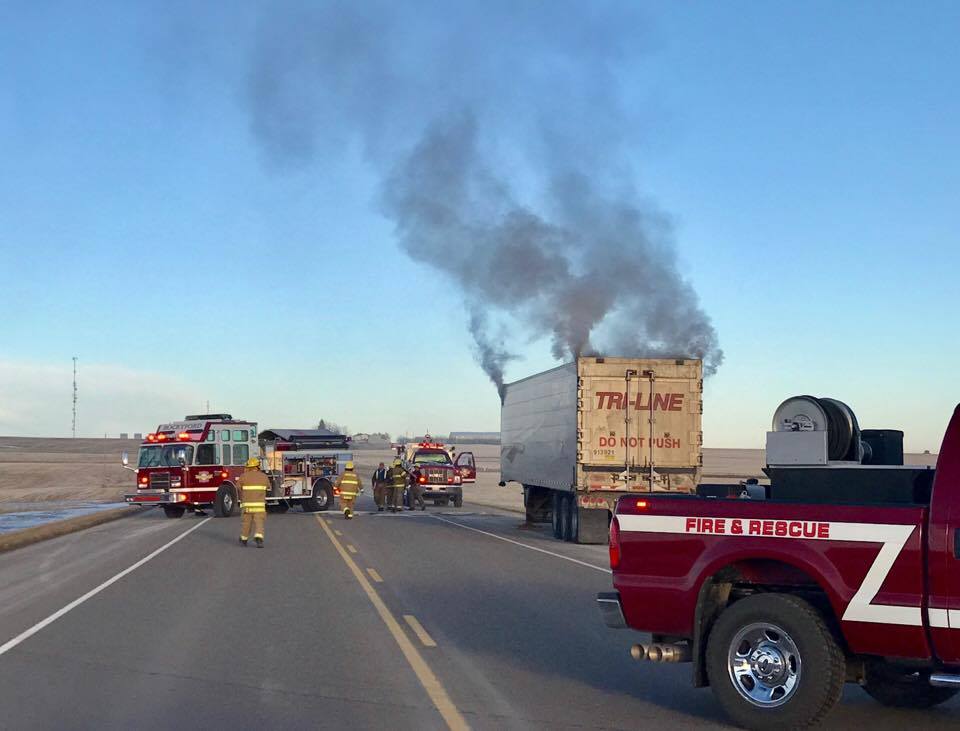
[245,1,723,387]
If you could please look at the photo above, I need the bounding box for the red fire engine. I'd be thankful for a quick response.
[123,414,351,518]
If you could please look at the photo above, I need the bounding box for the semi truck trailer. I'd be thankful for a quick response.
[499,356,703,544]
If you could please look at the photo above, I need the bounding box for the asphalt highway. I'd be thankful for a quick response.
[1,495,959,730]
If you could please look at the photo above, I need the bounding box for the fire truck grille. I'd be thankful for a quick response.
[426,468,448,483]
[149,472,171,490]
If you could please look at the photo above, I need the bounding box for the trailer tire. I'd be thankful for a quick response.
[566,497,579,542]
[163,505,185,519]
[214,484,237,518]
[551,492,563,539]
[705,593,845,730]
[862,663,959,708]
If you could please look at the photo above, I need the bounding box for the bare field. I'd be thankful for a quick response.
[0,437,139,505]
[0,436,939,513]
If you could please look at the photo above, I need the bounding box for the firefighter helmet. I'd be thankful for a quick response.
[245,458,260,468]
[345,461,355,471]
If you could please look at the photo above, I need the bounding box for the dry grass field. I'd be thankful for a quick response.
[0,436,939,514]
[0,437,139,509]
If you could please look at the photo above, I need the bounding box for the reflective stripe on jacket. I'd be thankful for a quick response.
[237,468,270,513]
[337,472,361,497]
[387,466,407,488]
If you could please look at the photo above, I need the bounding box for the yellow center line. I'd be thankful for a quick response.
[404,615,437,647]
[347,544,358,554]
[315,516,469,731]
[367,568,384,583]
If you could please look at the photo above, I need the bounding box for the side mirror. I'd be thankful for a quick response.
[121,451,129,466]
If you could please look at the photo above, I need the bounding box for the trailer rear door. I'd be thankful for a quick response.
[577,358,701,487]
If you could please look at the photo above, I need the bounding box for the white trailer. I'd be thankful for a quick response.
[500,356,702,543]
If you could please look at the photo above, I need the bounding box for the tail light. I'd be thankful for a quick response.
[609,517,622,570]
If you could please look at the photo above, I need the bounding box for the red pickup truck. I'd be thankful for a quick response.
[598,401,960,728]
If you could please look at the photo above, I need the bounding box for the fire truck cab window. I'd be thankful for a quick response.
[196,444,218,466]
[220,430,231,441]
[205,432,215,442]
[137,445,195,468]
[233,429,248,442]
[232,444,249,465]
[413,450,452,465]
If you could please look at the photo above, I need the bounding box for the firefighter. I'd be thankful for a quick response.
[335,461,362,519]
[408,467,426,511]
[372,462,388,512]
[238,457,269,548]
[386,458,408,513]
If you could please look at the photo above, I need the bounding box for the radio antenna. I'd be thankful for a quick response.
[72,356,78,438]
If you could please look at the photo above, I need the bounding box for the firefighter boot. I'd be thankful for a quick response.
[255,536,263,548]
[239,537,247,546]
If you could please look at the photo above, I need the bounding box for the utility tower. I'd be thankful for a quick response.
[72,356,78,438]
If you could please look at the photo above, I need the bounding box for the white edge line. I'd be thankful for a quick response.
[430,515,611,574]
[0,517,213,658]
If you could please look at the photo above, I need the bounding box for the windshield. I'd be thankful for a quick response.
[413,450,451,465]
[138,445,195,468]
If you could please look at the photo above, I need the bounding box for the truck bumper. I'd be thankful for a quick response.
[597,591,627,629]
[124,491,191,506]
[422,485,462,499]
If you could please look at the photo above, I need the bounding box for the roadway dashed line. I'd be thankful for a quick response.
[366,568,384,583]
[403,615,437,647]
[315,516,469,731]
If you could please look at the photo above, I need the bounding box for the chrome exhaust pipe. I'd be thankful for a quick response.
[630,643,691,663]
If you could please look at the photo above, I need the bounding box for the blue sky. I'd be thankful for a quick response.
[1,1,957,450]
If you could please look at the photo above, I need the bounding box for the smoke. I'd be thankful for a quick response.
[244,1,723,385]
[467,308,517,400]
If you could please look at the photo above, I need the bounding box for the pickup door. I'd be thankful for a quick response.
[928,404,960,664]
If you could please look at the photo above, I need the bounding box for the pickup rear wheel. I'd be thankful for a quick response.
[863,663,959,708]
[706,593,845,730]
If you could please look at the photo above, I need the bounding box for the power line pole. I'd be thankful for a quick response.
[72,356,78,438]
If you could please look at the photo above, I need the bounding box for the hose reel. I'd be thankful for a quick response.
[771,395,863,463]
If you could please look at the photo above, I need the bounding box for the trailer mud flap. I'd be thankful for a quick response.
[578,507,610,544]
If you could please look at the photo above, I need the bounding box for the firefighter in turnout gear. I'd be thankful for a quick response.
[335,462,362,519]
[386,459,408,513]
[238,457,269,547]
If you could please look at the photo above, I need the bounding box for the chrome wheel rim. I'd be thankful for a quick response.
[223,491,234,513]
[316,486,328,507]
[727,622,801,707]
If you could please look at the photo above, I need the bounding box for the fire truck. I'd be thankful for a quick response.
[402,437,476,508]
[123,414,352,518]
